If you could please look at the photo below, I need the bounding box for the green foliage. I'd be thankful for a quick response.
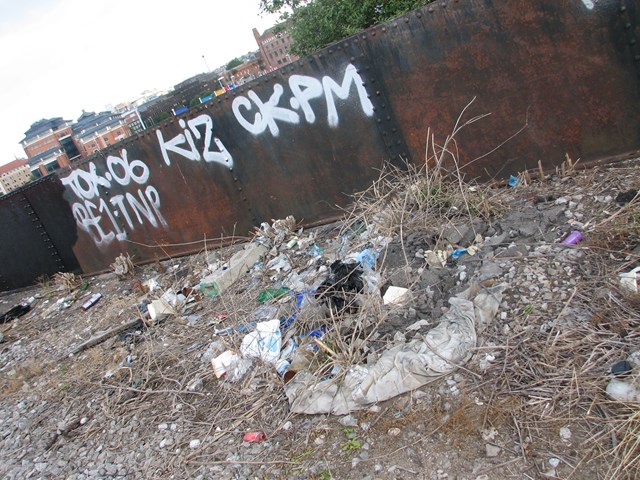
[340,427,362,451]
[226,57,243,70]
[261,0,433,56]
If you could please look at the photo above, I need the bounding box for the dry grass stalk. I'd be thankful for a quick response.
[52,272,81,292]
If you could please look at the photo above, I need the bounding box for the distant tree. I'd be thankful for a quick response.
[189,96,200,107]
[260,0,433,56]
[226,58,243,70]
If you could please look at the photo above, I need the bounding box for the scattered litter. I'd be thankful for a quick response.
[610,360,633,377]
[0,304,31,324]
[383,286,411,306]
[559,426,572,441]
[606,352,640,402]
[424,250,447,268]
[81,293,102,311]
[199,243,267,296]
[508,175,519,187]
[285,284,504,414]
[243,432,266,443]
[211,350,240,378]
[309,244,323,257]
[451,248,468,260]
[257,287,289,303]
[560,230,583,245]
[615,189,638,205]
[405,319,430,331]
[356,248,379,270]
[111,253,134,277]
[147,299,174,322]
[214,322,256,336]
[619,267,640,294]
[316,260,364,313]
[240,319,282,364]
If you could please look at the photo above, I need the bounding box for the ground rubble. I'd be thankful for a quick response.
[1,160,640,479]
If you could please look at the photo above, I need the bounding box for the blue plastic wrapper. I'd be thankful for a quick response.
[451,248,468,260]
[508,175,519,187]
[356,248,379,270]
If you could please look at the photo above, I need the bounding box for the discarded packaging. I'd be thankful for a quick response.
[560,230,583,245]
[424,250,448,269]
[606,352,640,402]
[147,299,174,322]
[619,267,640,294]
[211,350,240,378]
[257,287,289,303]
[285,284,504,415]
[199,243,267,296]
[240,319,282,364]
[243,432,266,443]
[0,304,31,324]
[383,286,411,306]
[316,260,364,313]
[451,248,468,260]
[81,293,102,311]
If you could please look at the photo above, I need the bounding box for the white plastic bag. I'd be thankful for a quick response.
[240,319,282,364]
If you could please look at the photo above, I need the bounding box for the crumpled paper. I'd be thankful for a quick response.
[285,284,504,415]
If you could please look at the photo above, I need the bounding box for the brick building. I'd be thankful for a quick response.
[253,25,298,70]
[72,111,132,157]
[0,159,31,195]
[21,118,74,178]
[229,59,263,85]
[21,118,73,173]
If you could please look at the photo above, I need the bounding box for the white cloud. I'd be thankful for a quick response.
[0,0,280,162]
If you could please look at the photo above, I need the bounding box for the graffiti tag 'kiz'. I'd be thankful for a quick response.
[62,63,373,246]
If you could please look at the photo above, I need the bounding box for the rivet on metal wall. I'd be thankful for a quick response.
[620,5,627,12]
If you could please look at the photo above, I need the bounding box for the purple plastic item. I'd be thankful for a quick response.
[561,230,583,245]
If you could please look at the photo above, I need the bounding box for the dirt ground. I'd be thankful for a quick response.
[1,156,639,480]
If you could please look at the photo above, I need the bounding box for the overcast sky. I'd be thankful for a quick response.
[0,0,280,165]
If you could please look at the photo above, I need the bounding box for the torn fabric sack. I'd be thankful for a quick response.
[285,284,504,415]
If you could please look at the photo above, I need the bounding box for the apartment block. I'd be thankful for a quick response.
[0,159,31,195]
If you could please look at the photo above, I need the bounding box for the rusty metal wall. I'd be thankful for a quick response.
[359,0,640,178]
[1,0,639,289]
[0,178,80,291]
